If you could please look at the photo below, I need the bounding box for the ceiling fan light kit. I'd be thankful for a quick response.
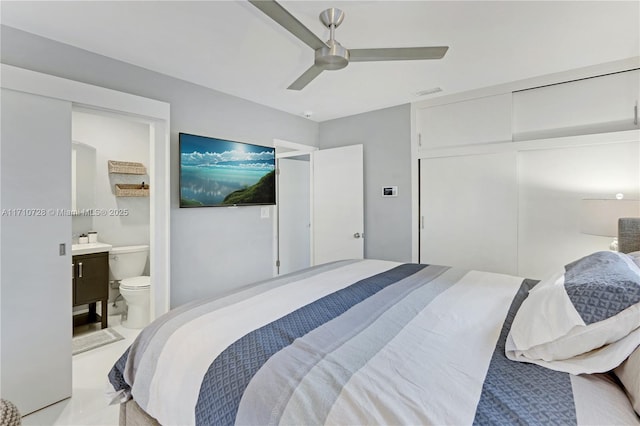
[249,0,449,90]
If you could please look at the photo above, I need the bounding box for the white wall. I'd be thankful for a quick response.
[71,110,150,248]
[0,25,319,307]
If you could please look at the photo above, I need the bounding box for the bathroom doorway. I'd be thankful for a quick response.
[1,64,170,415]
[71,108,152,334]
[274,139,317,276]
[277,154,311,275]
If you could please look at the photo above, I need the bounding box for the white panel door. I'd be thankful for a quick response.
[419,152,518,275]
[518,141,640,279]
[1,89,72,414]
[278,156,311,274]
[312,145,364,265]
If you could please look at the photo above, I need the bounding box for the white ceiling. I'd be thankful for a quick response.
[2,1,638,122]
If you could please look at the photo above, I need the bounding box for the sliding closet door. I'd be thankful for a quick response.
[1,89,72,414]
[419,152,518,275]
[518,141,640,279]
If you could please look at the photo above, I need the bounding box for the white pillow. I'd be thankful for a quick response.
[627,251,640,268]
[505,251,640,374]
[615,345,640,416]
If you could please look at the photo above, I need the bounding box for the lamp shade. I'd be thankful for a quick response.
[580,199,640,237]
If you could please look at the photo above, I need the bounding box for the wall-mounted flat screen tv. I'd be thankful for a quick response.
[179,133,276,207]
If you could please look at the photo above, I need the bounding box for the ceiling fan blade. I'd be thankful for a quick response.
[349,46,449,62]
[248,0,327,50]
[288,65,324,90]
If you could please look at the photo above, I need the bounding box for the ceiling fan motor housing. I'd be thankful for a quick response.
[315,41,349,70]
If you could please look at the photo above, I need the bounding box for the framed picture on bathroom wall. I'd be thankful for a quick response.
[179,133,276,208]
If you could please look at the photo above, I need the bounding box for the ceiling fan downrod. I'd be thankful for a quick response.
[315,8,349,70]
[320,8,344,41]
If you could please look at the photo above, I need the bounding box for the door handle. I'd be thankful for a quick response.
[354,233,361,239]
[78,262,83,278]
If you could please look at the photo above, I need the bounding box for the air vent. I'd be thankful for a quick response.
[416,87,443,96]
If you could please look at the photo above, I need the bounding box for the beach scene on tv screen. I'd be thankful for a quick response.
[180,134,275,207]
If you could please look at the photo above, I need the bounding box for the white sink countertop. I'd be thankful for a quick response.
[71,242,112,256]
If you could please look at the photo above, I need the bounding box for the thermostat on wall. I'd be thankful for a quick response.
[382,186,398,197]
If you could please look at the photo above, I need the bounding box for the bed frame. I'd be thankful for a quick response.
[119,217,640,425]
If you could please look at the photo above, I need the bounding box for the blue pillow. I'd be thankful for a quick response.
[564,251,640,325]
[506,251,640,374]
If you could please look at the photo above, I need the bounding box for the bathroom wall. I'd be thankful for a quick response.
[72,110,150,250]
[72,110,150,312]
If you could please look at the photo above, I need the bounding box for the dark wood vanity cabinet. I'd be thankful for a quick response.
[72,252,109,329]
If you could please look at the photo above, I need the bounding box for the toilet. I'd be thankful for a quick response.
[109,245,150,329]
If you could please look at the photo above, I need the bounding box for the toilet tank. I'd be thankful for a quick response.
[109,245,149,280]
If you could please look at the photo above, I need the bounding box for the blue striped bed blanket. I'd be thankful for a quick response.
[107,259,639,425]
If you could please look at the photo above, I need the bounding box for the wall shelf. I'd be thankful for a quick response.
[115,183,149,197]
[108,160,146,175]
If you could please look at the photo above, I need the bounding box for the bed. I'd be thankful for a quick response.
[108,218,640,425]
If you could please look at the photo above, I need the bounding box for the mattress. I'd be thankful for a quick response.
[108,259,639,425]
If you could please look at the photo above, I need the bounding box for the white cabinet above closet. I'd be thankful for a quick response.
[414,63,640,277]
[417,93,512,150]
[512,69,640,141]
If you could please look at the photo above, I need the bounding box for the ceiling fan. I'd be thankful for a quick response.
[248,0,449,90]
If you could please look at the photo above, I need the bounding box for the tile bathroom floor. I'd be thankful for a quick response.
[22,314,140,426]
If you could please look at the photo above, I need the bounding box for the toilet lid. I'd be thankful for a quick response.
[120,276,150,289]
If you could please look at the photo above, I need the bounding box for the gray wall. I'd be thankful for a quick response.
[318,104,413,262]
[1,26,319,307]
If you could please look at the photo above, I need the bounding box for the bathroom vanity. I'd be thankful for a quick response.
[72,243,112,329]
